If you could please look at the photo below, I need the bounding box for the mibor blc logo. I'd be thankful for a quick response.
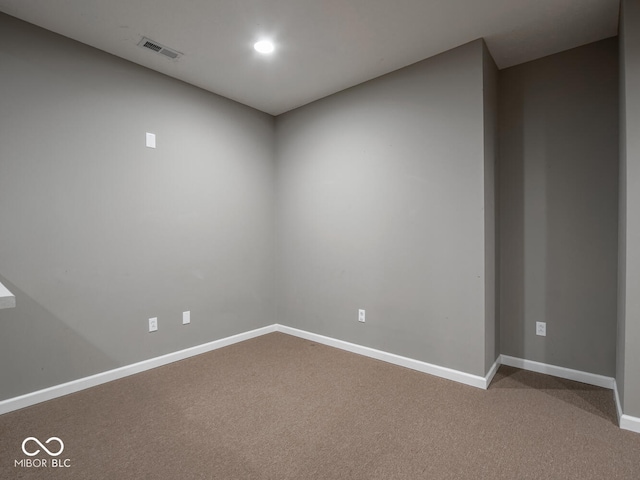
[22,437,64,456]
[14,437,71,468]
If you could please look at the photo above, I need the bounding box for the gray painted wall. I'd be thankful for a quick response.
[619,0,640,417]
[276,40,494,377]
[498,38,619,376]
[0,14,276,400]
[483,41,499,372]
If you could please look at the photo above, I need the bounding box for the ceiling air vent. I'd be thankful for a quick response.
[137,37,182,60]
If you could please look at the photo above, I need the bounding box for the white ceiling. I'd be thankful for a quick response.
[0,0,620,115]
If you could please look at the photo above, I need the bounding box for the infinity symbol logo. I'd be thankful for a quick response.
[21,437,65,457]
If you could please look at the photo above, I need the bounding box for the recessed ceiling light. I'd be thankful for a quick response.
[254,40,275,54]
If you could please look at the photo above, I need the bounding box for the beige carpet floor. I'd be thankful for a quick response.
[1,332,639,479]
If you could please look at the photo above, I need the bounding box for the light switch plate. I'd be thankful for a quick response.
[183,311,190,325]
[146,132,156,148]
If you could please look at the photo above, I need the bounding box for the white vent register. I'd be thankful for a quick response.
[137,37,182,60]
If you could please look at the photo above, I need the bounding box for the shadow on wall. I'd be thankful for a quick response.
[0,274,118,401]
[499,39,618,377]
[498,66,528,362]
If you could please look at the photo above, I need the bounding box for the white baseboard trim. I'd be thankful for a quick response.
[620,414,640,434]
[499,355,615,390]
[275,324,493,389]
[0,324,277,415]
[4,323,636,435]
[612,379,640,434]
[614,379,623,422]
[485,356,501,387]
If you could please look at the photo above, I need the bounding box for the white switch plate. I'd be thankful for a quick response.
[146,132,156,148]
[149,317,158,332]
[183,311,190,325]
[536,321,546,336]
[358,309,365,323]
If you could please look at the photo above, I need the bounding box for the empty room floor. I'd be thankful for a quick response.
[1,332,638,479]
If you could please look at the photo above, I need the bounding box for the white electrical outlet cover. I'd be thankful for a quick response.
[358,309,365,323]
[149,317,158,332]
[536,321,546,336]
[183,311,190,325]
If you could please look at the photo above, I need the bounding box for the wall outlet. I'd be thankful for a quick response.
[183,311,190,325]
[358,309,365,323]
[149,317,158,332]
[536,321,546,337]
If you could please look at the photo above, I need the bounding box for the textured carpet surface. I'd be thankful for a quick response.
[1,332,639,479]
